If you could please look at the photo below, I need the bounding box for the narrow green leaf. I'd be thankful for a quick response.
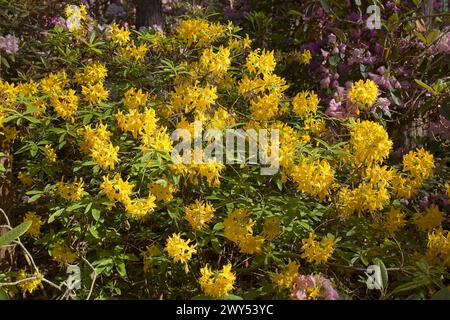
[0,221,32,246]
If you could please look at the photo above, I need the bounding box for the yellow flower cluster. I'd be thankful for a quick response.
[44,144,57,162]
[123,87,149,109]
[170,82,218,115]
[141,127,173,153]
[52,89,79,121]
[375,208,406,238]
[65,4,88,36]
[52,244,77,265]
[184,200,215,230]
[413,205,445,232]
[348,79,378,110]
[80,123,119,170]
[349,120,393,166]
[223,209,265,254]
[392,148,435,200]
[249,92,281,121]
[82,82,109,106]
[0,80,19,106]
[175,19,227,47]
[118,42,149,61]
[199,264,236,298]
[165,233,197,273]
[148,180,177,203]
[75,61,108,85]
[40,71,69,96]
[17,269,42,296]
[101,174,156,220]
[338,165,393,218]
[271,260,299,291]
[261,216,281,240]
[301,232,335,265]
[23,212,43,238]
[289,159,334,201]
[292,91,320,117]
[171,151,224,187]
[125,196,157,221]
[199,46,231,78]
[426,229,450,267]
[299,49,312,65]
[18,171,34,186]
[108,24,130,46]
[56,177,84,201]
[101,174,134,204]
[116,108,157,139]
[108,23,148,61]
[245,49,276,76]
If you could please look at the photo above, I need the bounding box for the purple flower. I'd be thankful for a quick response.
[321,76,331,89]
[378,98,391,112]
[0,34,19,54]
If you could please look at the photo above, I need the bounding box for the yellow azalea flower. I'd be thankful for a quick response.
[199,264,236,298]
[414,205,445,232]
[292,91,319,117]
[250,92,281,121]
[349,120,392,166]
[75,61,108,85]
[108,24,130,46]
[175,19,226,47]
[271,260,299,291]
[289,158,334,202]
[23,212,43,238]
[82,82,109,106]
[52,244,77,265]
[301,232,335,265]
[123,87,149,110]
[18,171,34,186]
[44,144,57,162]
[55,177,85,201]
[101,174,134,204]
[118,41,149,61]
[184,199,215,230]
[52,89,79,121]
[125,196,157,221]
[299,49,312,65]
[348,79,378,110]
[165,233,197,273]
[261,216,281,240]
[148,180,177,203]
[426,229,450,267]
[17,269,42,297]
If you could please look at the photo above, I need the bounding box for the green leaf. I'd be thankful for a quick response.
[426,30,440,45]
[91,208,101,221]
[48,208,65,223]
[391,278,431,294]
[0,221,32,246]
[414,79,434,93]
[431,287,450,300]
[0,288,9,300]
[115,261,127,277]
[414,31,427,44]
[319,0,330,12]
[373,258,388,289]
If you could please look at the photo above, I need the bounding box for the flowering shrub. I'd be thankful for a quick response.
[0,4,449,300]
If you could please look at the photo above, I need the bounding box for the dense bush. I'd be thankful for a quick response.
[0,2,449,300]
